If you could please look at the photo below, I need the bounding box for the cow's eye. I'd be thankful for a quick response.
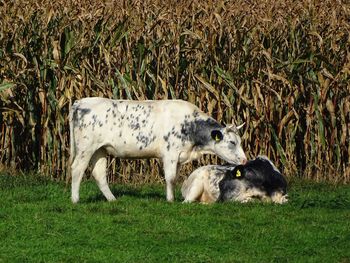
[230,141,236,146]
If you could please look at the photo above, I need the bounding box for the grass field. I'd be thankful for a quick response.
[0,173,349,263]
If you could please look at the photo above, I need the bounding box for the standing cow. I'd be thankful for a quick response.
[69,98,247,203]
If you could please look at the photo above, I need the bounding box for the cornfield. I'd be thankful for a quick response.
[0,0,349,183]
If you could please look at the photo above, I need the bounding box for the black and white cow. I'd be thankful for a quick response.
[69,98,247,203]
[182,156,288,204]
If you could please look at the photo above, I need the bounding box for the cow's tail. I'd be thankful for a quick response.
[69,102,76,169]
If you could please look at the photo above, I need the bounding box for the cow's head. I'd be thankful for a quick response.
[210,123,247,165]
[225,157,289,204]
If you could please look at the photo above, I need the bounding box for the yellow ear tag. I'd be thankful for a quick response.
[236,170,241,177]
[215,135,221,142]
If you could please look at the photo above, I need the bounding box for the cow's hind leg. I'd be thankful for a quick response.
[183,181,204,203]
[182,172,205,203]
[71,153,91,204]
[91,148,116,202]
[163,158,179,202]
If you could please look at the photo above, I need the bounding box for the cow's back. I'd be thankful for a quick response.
[72,98,201,121]
[70,98,205,158]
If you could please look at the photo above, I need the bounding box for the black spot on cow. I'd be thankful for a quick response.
[107,108,111,112]
[180,118,222,146]
[79,108,91,117]
[130,122,140,130]
[92,114,98,127]
[136,133,152,149]
[149,135,156,144]
[163,132,171,142]
[192,111,200,118]
[72,106,91,126]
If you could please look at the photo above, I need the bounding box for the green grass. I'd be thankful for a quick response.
[0,173,349,263]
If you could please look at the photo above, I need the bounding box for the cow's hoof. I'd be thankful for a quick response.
[107,196,117,202]
[71,196,79,204]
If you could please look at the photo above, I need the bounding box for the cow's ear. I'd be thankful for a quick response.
[211,130,223,142]
[231,166,244,179]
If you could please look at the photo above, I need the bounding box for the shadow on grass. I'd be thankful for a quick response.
[85,186,165,203]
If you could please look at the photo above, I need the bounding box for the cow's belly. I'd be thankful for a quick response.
[104,144,160,159]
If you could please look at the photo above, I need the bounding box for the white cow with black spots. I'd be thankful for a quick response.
[69,98,247,203]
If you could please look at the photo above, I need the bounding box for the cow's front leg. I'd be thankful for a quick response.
[163,158,179,202]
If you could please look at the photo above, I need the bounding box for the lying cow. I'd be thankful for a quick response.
[181,156,288,204]
[69,98,247,203]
